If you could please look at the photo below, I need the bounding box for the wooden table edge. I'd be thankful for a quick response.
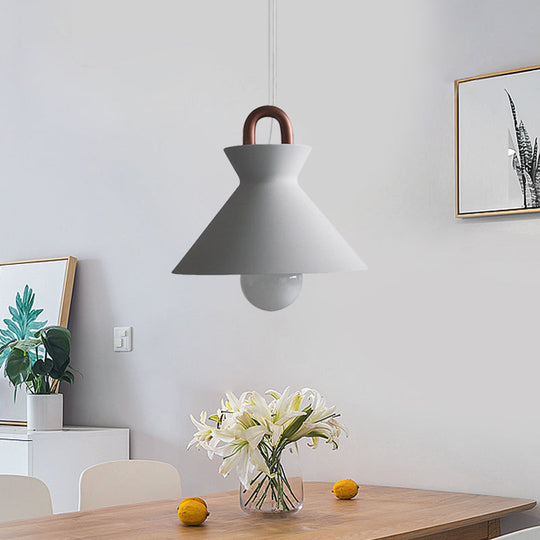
[371,497,537,540]
[0,482,536,540]
[415,505,536,539]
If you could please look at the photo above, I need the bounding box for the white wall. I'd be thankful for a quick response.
[1,0,540,532]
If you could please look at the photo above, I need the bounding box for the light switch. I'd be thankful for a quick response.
[113,327,133,352]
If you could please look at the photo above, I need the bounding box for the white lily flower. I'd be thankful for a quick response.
[223,392,242,413]
[269,422,283,446]
[188,387,347,490]
[218,443,253,487]
[216,424,270,488]
[243,391,272,425]
[328,417,349,438]
[187,411,220,458]
[270,387,307,426]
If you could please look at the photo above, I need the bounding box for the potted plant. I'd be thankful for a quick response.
[1,326,74,430]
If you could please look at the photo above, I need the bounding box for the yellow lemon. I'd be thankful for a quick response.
[177,500,209,526]
[332,479,359,500]
[179,497,207,508]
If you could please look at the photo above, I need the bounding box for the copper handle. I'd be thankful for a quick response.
[242,105,294,145]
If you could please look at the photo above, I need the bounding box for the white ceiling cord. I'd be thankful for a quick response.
[268,0,277,143]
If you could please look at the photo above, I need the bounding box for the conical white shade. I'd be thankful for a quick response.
[173,144,366,275]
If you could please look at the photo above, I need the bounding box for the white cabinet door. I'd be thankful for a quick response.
[0,439,30,475]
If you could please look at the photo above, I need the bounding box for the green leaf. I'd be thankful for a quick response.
[59,370,74,384]
[282,407,312,440]
[305,430,329,439]
[15,293,23,315]
[27,309,43,324]
[13,338,43,352]
[70,366,83,378]
[5,348,30,388]
[4,320,20,335]
[0,285,48,369]
[28,322,45,332]
[0,340,16,356]
[42,326,71,379]
[32,357,53,376]
[22,285,31,306]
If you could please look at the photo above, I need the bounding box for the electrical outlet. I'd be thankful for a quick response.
[113,327,133,352]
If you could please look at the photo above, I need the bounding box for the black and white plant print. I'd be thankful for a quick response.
[507,90,540,208]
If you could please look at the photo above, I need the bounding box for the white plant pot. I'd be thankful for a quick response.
[27,394,63,431]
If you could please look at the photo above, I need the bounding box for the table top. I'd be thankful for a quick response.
[0,482,535,539]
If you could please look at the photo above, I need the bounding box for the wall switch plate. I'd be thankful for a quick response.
[113,326,133,352]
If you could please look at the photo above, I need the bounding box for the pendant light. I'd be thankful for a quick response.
[173,1,367,311]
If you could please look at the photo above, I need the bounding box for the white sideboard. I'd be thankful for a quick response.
[0,426,129,513]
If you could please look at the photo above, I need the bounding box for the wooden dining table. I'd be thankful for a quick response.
[0,481,535,539]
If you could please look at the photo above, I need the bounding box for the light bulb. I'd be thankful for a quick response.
[240,274,303,311]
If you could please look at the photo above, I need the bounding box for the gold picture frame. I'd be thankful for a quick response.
[455,64,540,217]
[0,256,77,426]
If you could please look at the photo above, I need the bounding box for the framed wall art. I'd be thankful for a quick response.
[0,257,77,425]
[455,64,540,217]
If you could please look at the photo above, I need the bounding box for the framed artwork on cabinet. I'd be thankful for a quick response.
[0,257,77,425]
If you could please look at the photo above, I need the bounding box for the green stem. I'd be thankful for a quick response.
[256,478,272,509]
[242,447,300,512]
[275,474,290,511]
[244,477,266,506]
[278,461,299,503]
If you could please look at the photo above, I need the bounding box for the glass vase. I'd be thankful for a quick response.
[240,442,303,514]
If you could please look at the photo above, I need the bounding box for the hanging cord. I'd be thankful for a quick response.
[268,0,277,143]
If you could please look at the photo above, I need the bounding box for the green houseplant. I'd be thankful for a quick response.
[1,326,74,430]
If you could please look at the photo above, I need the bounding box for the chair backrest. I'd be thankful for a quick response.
[498,527,540,539]
[0,475,53,522]
[79,459,182,511]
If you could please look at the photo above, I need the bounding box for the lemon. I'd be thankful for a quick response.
[332,479,359,500]
[179,497,207,508]
[177,500,209,526]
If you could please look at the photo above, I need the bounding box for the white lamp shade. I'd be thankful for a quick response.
[173,144,367,275]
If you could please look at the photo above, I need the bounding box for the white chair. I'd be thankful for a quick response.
[498,527,540,539]
[0,475,53,522]
[79,459,182,511]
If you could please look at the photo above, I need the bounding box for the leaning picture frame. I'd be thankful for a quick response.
[455,64,540,217]
[0,257,77,426]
